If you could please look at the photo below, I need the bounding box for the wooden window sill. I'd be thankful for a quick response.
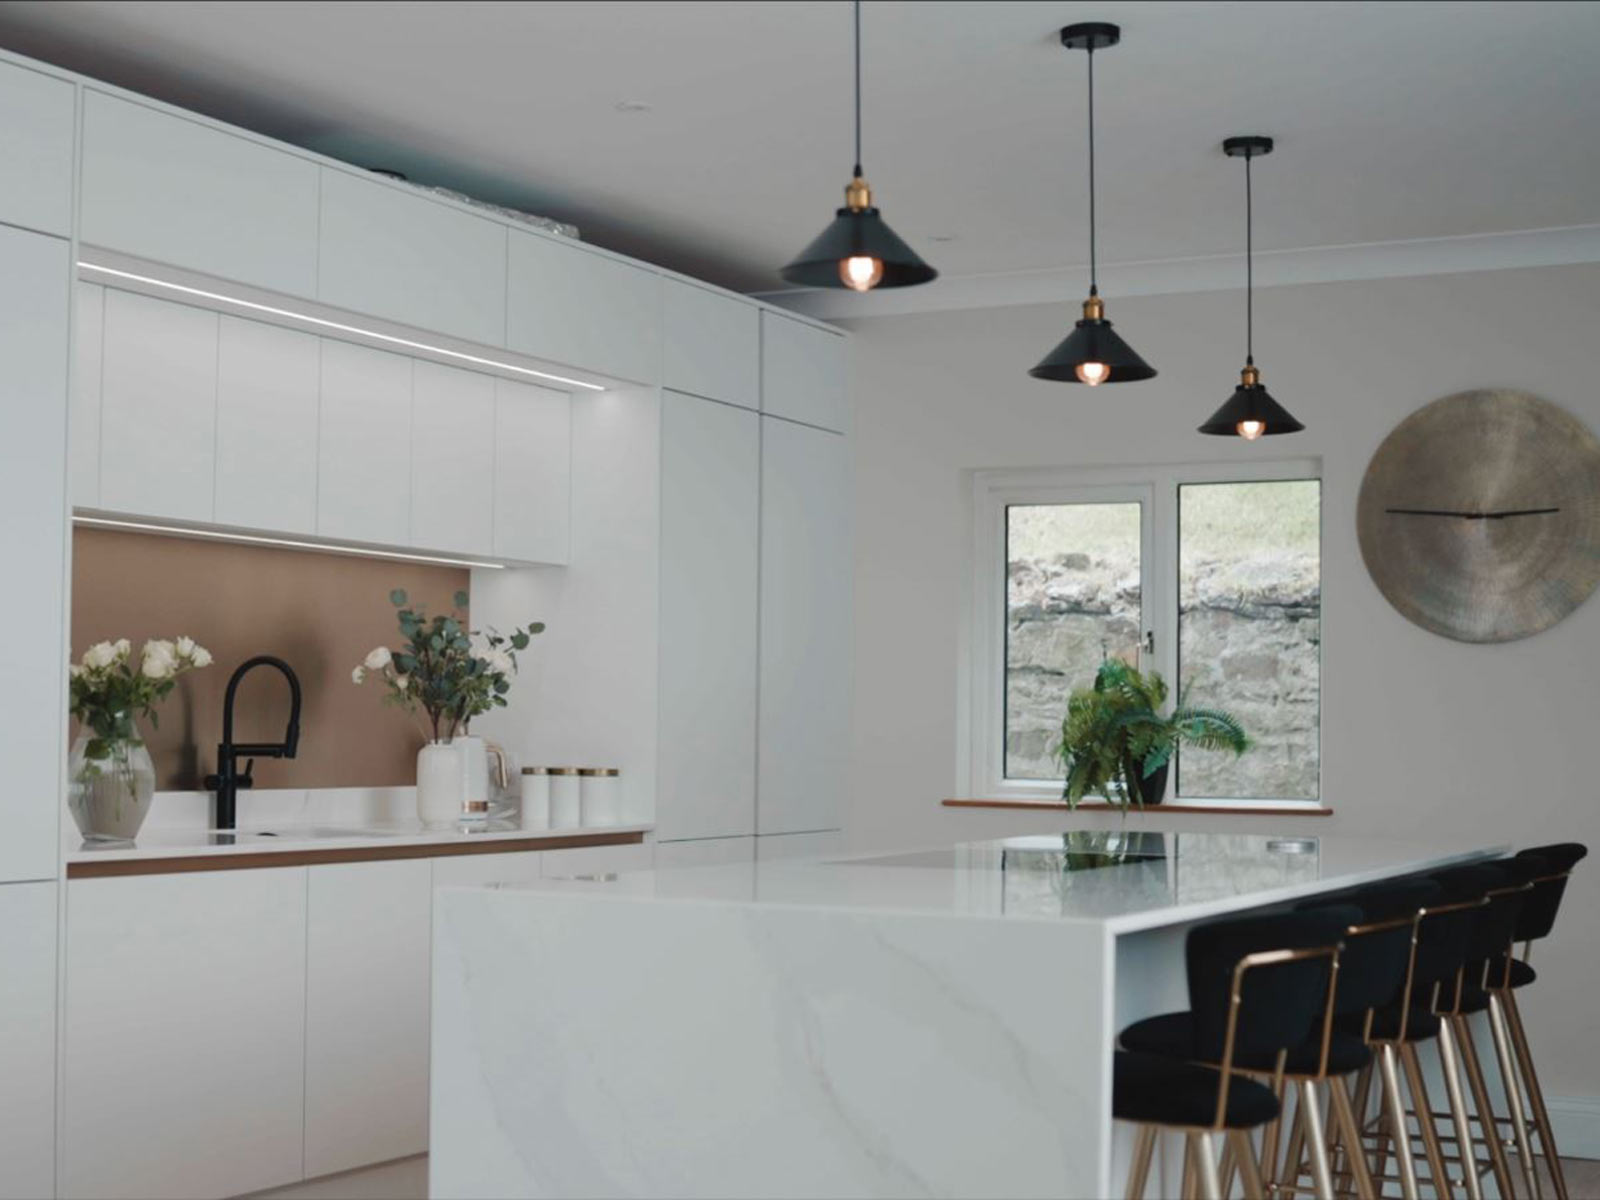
[943,798,1332,817]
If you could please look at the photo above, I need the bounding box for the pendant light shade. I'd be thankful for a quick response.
[1030,22,1155,385]
[780,1,935,291]
[1200,136,1304,437]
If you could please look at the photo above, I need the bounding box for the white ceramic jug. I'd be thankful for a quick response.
[416,740,464,828]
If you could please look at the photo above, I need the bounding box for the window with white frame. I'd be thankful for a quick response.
[970,462,1321,804]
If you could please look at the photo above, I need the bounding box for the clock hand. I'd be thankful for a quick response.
[1385,506,1560,520]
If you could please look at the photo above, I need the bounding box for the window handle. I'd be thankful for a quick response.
[1143,630,1155,654]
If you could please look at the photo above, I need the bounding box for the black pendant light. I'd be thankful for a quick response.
[780,0,936,291]
[1030,23,1155,385]
[1199,136,1304,438]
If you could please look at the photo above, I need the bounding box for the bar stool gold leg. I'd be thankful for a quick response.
[1505,989,1569,1200]
[1217,1131,1238,1199]
[1182,1131,1197,1200]
[1279,1087,1306,1194]
[1192,1131,1224,1200]
[1487,994,1543,1200]
[1437,1019,1485,1200]
[1125,1125,1157,1200]
[1300,1079,1337,1200]
[1328,1075,1378,1200]
[1229,1129,1268,1200]
[1400,1042,1455,1198]
[1380,1044,1422,1200]
[1451,1013,1519,1199]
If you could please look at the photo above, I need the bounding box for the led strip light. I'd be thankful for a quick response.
[77,262,608,392]
[73,514,506,570]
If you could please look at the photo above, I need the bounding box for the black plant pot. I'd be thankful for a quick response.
[1122,759,1169,807]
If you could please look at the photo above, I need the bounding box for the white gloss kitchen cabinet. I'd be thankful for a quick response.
[0,58,75,237]
[72,284,575,566]
[655,390,761,843]
[80,90,320,297]
[0,882,58,1200]
[758,416,852,837]
[661,277,760,410]
[761,310,850,433]
[62,868,311,1200]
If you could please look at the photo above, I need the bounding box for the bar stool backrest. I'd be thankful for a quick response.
[1299,878,1441,1015]
[1472,856,1545,962]
[1413,865,1502,991]
[1514,843,1589,942]
[1185,906,1358,1065]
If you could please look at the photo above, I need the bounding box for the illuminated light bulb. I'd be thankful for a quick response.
[841,255,884,291]
[1076,361,1110,386]
[1237,419,1266,441]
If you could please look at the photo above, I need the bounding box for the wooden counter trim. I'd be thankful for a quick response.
[943,799,1333,817]
[67,829,646,879]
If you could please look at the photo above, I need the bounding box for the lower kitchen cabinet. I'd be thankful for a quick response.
[304,859,433,1179]
[62,868,309,1200]
[431,848,545,887]
[0,882,57,1200]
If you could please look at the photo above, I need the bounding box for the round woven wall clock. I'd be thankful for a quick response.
[1356,389,1600,643]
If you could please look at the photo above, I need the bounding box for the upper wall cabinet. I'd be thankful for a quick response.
[662,278,759,410]
[411,360,495,557]
[761,312,849,433]
[317,340,413,547]
[318,170,508,347]
[215,317,320,536]
[71,282,105,511]
[0,60,74,237]
[493,379,571,565]
[99,289,218,524]
[507,229,661,384]
[80,92,320,297]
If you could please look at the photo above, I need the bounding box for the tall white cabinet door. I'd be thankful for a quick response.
[657,390,760,842]
[411,361,494,556]
[62,868,309,1200]
[0,229,69,885]
[493,379,571,565]
[317,340,412,546]
[80,92,320,296]
[661,278,759,409]
[98,289,219,523]
[761,312,849,433]
[305,859,432,1179]
[215,317,320,534]
[0,881,57,1200]
[0,60,74,237]
[71,282,105,510]
[758,418,851,836]
[507,229,662,383]
[318,170,508,346]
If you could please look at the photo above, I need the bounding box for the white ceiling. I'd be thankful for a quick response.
[3,0,1600,300]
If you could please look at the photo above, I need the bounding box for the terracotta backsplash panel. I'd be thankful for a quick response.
[71,527,468,790]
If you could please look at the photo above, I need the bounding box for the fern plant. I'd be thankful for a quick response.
[1057,658,1249,811]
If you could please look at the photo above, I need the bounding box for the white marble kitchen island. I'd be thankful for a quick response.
[430,831,1504,1199]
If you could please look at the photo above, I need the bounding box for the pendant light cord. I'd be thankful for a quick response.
[853,0,862,176]
[1087,42,1097,296]
[1245,149,1253,365]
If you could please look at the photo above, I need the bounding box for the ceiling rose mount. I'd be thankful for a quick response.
[1030,21,1156,385]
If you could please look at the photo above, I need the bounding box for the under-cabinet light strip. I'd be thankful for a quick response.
[73,515,506,570]
[76,262,608,392]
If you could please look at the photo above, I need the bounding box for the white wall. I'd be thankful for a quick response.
[841,262,1600,1104]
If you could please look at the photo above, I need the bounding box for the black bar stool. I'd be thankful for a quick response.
[1114,906,1357,1200]
[1292,877,1441,1200]
[1478,843,1589,1200]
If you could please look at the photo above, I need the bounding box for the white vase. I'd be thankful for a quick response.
[416,741,464,828]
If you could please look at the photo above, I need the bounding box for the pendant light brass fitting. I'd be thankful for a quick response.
[1082,293,1105,321]
[1241,363,1260,387]
[845,173,873,213]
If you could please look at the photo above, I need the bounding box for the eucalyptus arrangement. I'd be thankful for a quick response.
[67,635,212,839]
[354,589,544,743]
[1056,658,1248,811]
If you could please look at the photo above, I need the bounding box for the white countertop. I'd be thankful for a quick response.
[67,820,654,864]
[460,829,1506,933]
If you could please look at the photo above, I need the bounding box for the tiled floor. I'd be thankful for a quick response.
[248,1151,1600,1199]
